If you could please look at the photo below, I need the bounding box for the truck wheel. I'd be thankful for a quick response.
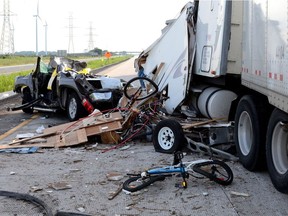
[66,92,85,121]
[234,95,268,171]
[153,119,186,153]
[266,109,288,194]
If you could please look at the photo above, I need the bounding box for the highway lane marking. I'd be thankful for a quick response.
[0,114,39,142]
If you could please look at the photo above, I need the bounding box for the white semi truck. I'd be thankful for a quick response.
[137,1,288,194]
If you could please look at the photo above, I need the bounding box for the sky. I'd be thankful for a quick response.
[1,0,190,53]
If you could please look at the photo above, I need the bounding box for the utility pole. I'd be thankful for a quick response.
[0,0,15,54]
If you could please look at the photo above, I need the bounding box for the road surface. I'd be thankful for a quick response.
[0,64,35,74]
[0,58,287,216]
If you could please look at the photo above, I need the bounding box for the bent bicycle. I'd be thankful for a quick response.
[123,151,233,192]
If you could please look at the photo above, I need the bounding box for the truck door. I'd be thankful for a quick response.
[194,0,232,77]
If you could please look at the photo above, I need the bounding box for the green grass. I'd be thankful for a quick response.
[87,56,132,68]
[0,56,48,66]
[0,55,97,66]
[0,55,132,93]
[0,71,31,92]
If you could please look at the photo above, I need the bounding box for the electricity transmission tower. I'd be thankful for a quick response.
[87,22,96,52]
[68,14,74,53]
[0,0,15,54]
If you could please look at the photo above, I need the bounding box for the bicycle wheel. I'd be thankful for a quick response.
[122,175,166,192]
[192,160,233,185]
[124,77,158,101]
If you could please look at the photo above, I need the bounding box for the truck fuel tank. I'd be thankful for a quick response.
[197,87,237,120]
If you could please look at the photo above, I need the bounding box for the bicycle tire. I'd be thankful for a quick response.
[122,175,166,192]
[123,77,158,101]
[192,160,233,185]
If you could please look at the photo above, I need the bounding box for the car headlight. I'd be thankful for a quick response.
[89,92,112,102]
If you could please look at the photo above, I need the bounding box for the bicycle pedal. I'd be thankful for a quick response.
[182,181,187,188]
[175,181,187,189]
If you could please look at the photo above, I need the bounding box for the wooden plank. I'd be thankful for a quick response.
[82,112,123,127]
[100,131,121,144]
[44,112,123,134]
[0,111,123,149]
[181,118,225,129]
[55,128,88,148]
[85,121,122,136]
[6,131,56,146]
[43,121,80,134]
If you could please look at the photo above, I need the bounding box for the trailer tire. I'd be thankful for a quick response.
[266,109,288,194]
[153,119,186,153]
[234,95,268,171]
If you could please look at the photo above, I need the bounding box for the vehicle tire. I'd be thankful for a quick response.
[193,160,233,186]
[122,175,166,192]
[234,95,269,171]
[66,92,85,121]
[22,87,33,114]
[124,77,158,101]
[153,119,186,153]
[266,109,288,194]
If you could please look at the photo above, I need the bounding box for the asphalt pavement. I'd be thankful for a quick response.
[0,59,288,215]
[0,90,17,101]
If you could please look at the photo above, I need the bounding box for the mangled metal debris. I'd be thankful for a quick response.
[0,29,237,161]
[0,81,238,161]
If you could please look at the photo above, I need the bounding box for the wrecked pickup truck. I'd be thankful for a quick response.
[12,56,126,121]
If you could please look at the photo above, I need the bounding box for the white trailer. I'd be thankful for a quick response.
[137,1,288,194]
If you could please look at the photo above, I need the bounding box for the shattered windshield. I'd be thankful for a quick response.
[39,61,49,74]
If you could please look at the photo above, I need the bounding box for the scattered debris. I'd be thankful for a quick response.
[30,186,43,193]
[106,172,124,181]
[76,206,86,213]
[48,181,72,190]
[119,145,131,151]
[1,68,238,162]
[230,191,250,197]
[202,192,209,196]
[108,183,123,200]
[69,168,81,173]
[36,125,45,134]
[15,133,34,139]
[0,146,39,154]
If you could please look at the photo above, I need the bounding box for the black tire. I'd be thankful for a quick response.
[22,99,34,114]
[266,109,288,194]
[66,92,85,121]
[234,95,269,171]
[193,160,233,185]
[22,87,34,114]
[153,119,186,153]
[0,190,53,216]
[122,175,166,192]
[123,77,158,101]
